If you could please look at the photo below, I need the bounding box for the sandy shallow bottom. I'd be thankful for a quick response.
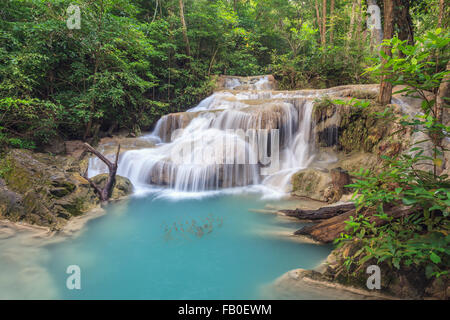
[0,207,109,299]
[0,221,56,299]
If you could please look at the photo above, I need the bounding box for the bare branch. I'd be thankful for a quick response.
[83,142,114,171]
[82,167,104,200]
[82,143,121,202]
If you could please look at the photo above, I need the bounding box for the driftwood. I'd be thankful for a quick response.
[82,143,120,202]
[280,203,355,221]
[295,205,416,243]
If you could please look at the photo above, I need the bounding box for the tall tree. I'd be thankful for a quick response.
[437,0,445,28]
[394,0,414,46]
[315,0,323,45]
[329,0,335,45]
[377,0,395,105]
[321,0,327,46]
[355,0,363,47]
[347,0,357,48]
[436,60,450,127]
[178,0,191,57]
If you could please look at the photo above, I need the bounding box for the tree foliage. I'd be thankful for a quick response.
[336,31,450,280]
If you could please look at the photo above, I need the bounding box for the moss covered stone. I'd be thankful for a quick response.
[0,149,133,230]
[312,99,401,155]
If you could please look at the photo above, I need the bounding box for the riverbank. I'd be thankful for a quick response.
[264,199,449,300]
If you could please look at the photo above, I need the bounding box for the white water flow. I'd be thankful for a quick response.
[88,76,326,196]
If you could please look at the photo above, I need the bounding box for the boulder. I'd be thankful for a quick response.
[64,140,86,159]
[92,174,133,199]
[0,149,133,230]
[291,168,331,202]
[336,152,380,174]
[321,241,449,299]
[291,167,351,203]
[0,179,25,222]
[325,167,352,202]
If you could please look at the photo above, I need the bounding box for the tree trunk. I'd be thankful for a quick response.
[295,206,415,243]
[436,60,450,127]
[321,0,327,47]
[82,143,120,202]
[151,0,159,23]
[280,203,355,221]
[377,0,395,105]
[347,0,357,47]
[329,0,335,45]
[394,0,414,47]
[315,0,322,45]
[178,0,191,57]
[355,0,363,47]
[438,0,445,28]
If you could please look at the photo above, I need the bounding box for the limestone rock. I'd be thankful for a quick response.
[0,149,132,230]
[291,167,351,203]
[92,174,133,199]
[154,112,200,142]
[0,179,25,222]
[320,241,448,299]
[313,98,407,158]
[337,152,380,173]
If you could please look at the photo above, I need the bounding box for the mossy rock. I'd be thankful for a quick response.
[337,152,380,174]
[312,96,396,155]
[91,174,133,199]
[323,241,446,299]
[312,97,337,122]
[291,168,332,202]
[0,149,132,230]
[0,180,25,221]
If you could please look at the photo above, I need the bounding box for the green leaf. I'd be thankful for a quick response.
[402,198,417,205]
[430,252,441,264]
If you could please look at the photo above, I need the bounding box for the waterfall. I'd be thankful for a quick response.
[88,75,324,195]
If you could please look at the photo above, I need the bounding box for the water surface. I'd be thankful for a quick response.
[41,193,331,299]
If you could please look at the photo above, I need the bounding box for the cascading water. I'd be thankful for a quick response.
[88,75,328,195]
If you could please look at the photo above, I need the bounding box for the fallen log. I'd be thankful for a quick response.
[295,206,416,243]
[280,203,355,221]
[82,143,120,202]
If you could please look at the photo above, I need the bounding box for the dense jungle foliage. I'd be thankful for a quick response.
[334,30,450,283]
[0,0,446,149]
